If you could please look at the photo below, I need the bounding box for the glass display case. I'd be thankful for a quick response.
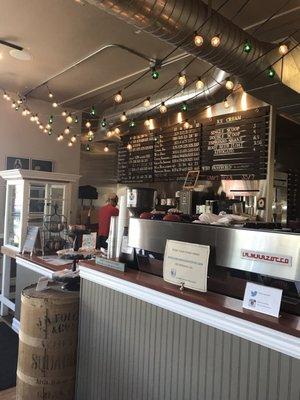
[0,169,80,316]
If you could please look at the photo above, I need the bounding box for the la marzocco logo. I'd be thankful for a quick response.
[241,249,292,267]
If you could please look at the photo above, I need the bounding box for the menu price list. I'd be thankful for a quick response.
[117,132,154,183]
[200,107,269,180]
[154,127,200,181]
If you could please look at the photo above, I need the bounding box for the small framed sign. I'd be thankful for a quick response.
[243,282,283,318]
[31,159,53,172]
[183,170,199,190]
[6,156,30,170]
[22,226,43,256]
[163,240,210,292]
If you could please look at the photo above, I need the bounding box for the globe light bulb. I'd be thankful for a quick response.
[106,131,113,137]
[88,129,93,137]
[46,123,51,129]
[71,135,77,143]
[48,129,52,136]
[30,115,35,122]
[143,97,151,107]
[52,102,58,108]
[194,32,204,47]
[183,120,190,129]
[64,127,70,135]
[11,101,16,108]
[178,74,187,87]
[223,98,230,108]
[114,127,121,135]
[66,114,73,124]
[43,128,48,133]
[48,91,54,99]
[62,110,67,117]
[127,143,132,150]
[17,98,23,105]
[225,79,234,90]
[159,102,167,114]
[279,44,288,55]
[211,35,221,47]
[57,134,64,141]
[3,92,8,100]
[75,116,79,123]
[144,118,150,127]
[39,124,44,130]
[101,118,107,128]
[151,69,159,79]
[85,121,91,128]
[68,142,73,147]
[196,78,204,90]
[120,112,127,122]
[114,91,123,103]
[86,144,91,151]
[104,145,109,152]
[22,109,27,116]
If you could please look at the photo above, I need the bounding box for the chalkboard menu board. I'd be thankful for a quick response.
[117,107,270,183]
[117,132,154,183]
[201,107,269,180]
[154,126,200,181]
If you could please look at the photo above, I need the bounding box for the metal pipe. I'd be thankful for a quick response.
[0,39,23,51]
[23,44,154,97]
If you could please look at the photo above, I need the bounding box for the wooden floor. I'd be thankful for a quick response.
[0,388,16,400]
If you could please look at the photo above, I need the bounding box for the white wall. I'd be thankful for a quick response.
[0,95,81,235]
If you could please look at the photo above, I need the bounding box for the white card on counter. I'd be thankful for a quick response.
[163,240,210,292]
[243,282,283,318]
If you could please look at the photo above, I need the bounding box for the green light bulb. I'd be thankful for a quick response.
[101,118,107,127]
[91,106,96,116]
[49,115,54,124]
[243,41,252,53]
[152,69,159,80]
[181,102,188,112]
[86,144,91,151]
[75,116,79,123]
[48,129,52,136]
[267,67,275,78]
[129,120,136,128]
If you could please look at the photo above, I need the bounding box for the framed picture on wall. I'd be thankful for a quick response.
[31,159,53,172]
[6,156,30,170]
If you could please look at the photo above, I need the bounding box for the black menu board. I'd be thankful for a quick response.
[117,132,154,183]
[200,107,269,180]
[154,126,200,181]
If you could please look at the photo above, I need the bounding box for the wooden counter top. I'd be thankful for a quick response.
[79,260,300,339]
[16,254,73,272]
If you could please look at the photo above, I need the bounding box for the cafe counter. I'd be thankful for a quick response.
[75,260,300,400]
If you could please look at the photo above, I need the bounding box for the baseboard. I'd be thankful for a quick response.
[12,317,20,334]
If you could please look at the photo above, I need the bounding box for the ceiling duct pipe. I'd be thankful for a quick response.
[86,0,300,121]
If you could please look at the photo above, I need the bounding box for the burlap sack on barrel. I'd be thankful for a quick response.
[16,285,79,400]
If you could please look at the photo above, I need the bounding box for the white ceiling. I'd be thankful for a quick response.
[0,0,299,113]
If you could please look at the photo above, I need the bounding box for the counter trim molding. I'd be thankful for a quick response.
[16,256,57,278]
[79,265,300,359]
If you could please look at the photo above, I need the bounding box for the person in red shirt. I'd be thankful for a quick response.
[97,193,119,249]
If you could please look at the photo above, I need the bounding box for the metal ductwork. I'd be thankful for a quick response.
[86,0,300,122]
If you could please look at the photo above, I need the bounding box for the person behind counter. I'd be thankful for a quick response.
[97,193,119,249]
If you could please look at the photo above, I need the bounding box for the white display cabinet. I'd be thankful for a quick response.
[0,169,80,316]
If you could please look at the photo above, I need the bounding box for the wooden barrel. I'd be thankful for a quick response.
[16,285,79,400]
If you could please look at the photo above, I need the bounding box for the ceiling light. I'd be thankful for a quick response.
[243,41,252,53]
[181,102,188,112]
[211,35,221,47]
[57,134,64,141]
[151,68,159,80]
[183,120,190,129]
[85,121,91,128]
[39,124,44,130]
[22,109,27,116]
[194,32,204,47]
[71,135,77,143]
[64,127,70,135]
[267,66,275,78]
[114,91,123,103]
[29,115,35,121]
[68,141,73,147]
[52,102,58,108]
[223,98,230,108]
[143,97,151,107]
[279,44,288,55]
[11,101,16,108]
[46,123,51,130]
[9,49,32,61]
[196,78,204,90]
[225,79,234,90]
[120,112,127,122]
[66,114,73,124]
[159,102,167,114]
[104,145,109,152]
[178,73,187,87]
[48,90,54,99]
[62,110,67,117]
